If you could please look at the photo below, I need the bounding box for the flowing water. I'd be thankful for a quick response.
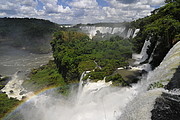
[80,26,133,39]
[0,45,53,76]
[132,39,152,71]
[0,45,53,100]
[120,41,180,120]
[132,29,140,38]
[126,29,133,38]
[3,40,180,120]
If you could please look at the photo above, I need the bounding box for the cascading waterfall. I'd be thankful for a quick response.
[80,26,133,39]
[139,39,151,63]
[132,39,152,71]
[126,29,133,38]
[8,79,139,120]
[133,39,151,65]
[76,71,90,103]
[80,26,113,39]
[112,27,126,34]
[148,42,159,63]
[132,29,140,38]
[119,41,180,120]
[4,42,180,120]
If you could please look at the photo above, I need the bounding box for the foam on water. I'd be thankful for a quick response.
[119,41,180,120]
[0,45,53,100]
[7,80,138,120]
[80,26,133,39]
[1,72,34,100]
[3,41,180,120]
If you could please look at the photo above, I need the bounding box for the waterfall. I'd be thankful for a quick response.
[9,79,139,120]
[4,42,180,120]
[119,41,180,120]
[94,61,102,69]
[132,29,140,38]
[139,39,151,63]
[112,27,126,34]
[80,26,131,39]
[77,71,90,103]
[131,39,152,72]
[126,29,133,38]
[133,39,151,65]
[77,71,86,94]
[148,42,159,63]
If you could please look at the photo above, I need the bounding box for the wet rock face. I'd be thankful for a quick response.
[151,93,180,120]
[0,76,11,89]
[151,66,180,120]
[165,66,180,90]
[149,42,170,70]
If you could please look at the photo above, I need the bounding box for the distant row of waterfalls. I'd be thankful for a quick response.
[80,25,140,39]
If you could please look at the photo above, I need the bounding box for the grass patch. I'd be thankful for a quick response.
[0,93,20,119]
[22,60,67,92]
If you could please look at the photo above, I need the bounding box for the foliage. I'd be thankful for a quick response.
[51,31,133,82]
[78,60,96,74]
[0,76,10,89]
[132,0,180,68]
[0,93,20,118]
[22,60,67,92]
[148,82,165,90]
[165,0,180,3]
[106,74,128,86]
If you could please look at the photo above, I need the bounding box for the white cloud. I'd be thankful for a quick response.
[0,0,166,24]
[40,0,71,13]
[70,0,98,9]
[140,0,165,6]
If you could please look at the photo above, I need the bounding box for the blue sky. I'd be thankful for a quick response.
[36,0,109,10]
[0,0,166,24]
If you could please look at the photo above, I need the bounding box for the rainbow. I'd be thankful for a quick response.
[2,85,70,120]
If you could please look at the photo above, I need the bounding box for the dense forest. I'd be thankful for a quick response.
[132,0,180,68]
[22,31,133,96]
[51,31,132,85]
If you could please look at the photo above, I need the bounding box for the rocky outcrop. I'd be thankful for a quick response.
[0,75,11,90]
[151,92,180,120]
[165,66,180,90]
[151,66,180,120]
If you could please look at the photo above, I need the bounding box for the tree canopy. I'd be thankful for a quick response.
[51,31,132,82]
[132,0,180,68]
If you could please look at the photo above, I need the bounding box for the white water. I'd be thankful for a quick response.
[1,72,34,100]
[7,41,179,119]
[148,42,159,63]
[77,71,90,102]
[120,41,180,120]
[0,45,53,100]
[126,29,133,38]
[132,29,140,38]
[80,26,133,39]
[131,39,152,72]
[94,60,102,69]
[139,39,151,63]
[133,39,151,65]
[14,80,138,120]
[4,42,180,120]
